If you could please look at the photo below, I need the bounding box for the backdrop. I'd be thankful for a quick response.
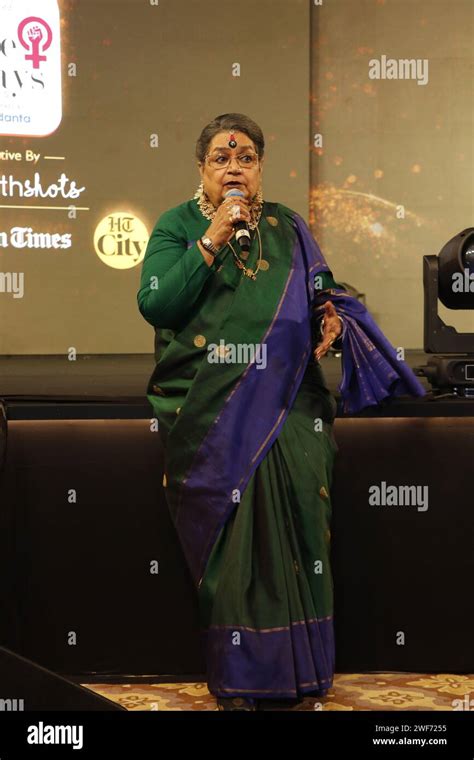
[0,0,310,354]
[0,0,473,353]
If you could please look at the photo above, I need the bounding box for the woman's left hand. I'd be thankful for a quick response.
[314,301,343,361]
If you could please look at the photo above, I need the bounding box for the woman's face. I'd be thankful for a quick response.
[198,130,263,208]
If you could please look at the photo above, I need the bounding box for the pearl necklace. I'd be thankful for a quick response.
[193,183,264,230]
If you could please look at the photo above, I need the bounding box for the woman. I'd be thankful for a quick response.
[137,113,425,711]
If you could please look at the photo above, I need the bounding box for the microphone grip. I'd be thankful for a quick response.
[234,221,251,252]
[224,188,251,252]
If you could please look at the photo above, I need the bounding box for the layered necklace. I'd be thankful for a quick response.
[193,181,264,281]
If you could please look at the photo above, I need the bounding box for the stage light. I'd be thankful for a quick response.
[437,228,474,310]
[415,228,474,396]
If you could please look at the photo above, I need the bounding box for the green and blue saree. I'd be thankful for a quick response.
[137,197,425,700]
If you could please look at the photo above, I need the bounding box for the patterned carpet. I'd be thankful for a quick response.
[82,673,474,711]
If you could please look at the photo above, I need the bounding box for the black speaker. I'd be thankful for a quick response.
[0,646,126,711]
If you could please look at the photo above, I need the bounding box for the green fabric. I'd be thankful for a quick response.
[137,198,340,695]
[198,394,338,632]
[137,200,343,334]
[137,198,342,442]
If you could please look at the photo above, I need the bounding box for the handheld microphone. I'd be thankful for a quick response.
[224,188,251,252]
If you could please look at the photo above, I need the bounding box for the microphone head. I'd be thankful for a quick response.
[224,188,245,199]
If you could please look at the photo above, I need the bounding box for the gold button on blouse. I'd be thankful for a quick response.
[259,259,270,271]
[152,384,165,396]
[319,485,329,499]
[266,216,278,226]
[162,473,167,487]
[193,334,206,348]
[176,407,181,415]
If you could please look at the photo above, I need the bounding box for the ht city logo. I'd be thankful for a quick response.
[94,212,149,270]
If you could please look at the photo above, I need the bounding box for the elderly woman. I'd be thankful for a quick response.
[137,113,425,711]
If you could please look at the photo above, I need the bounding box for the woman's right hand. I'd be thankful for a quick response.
[204,196,251,250]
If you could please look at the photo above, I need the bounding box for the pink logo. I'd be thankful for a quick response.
[17,17,53,70]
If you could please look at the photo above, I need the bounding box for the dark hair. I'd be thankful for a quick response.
[195,113,265,163]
